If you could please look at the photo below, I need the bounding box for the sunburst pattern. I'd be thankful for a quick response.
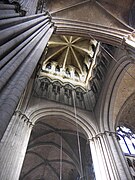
[42,35,97,85]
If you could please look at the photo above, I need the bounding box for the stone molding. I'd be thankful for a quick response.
[88,130,117,141]
[15,110,34,127]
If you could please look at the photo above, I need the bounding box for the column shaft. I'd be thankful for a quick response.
[0,112,33,180]
[0,15,49,60]
[0,12,54,139]
[89,132,133,180]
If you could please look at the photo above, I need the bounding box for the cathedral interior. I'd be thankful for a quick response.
[0,0,135,179]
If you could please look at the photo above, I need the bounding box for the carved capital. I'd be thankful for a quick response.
[15,111,34,127]
[88,131,117,142]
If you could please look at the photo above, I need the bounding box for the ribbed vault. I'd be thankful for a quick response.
[41,34,97,86]
[20,116,95,180]
[1,0,135,180]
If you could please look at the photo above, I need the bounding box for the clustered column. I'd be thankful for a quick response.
[0,111,34,180]
[89,132,132,180]
[0,6,54,139]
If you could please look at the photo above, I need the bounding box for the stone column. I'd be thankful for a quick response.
[89,132,132,180]
[60,86,65,103]
[0,111,33,180]
[0,11,54,139]
[89,137,107,180]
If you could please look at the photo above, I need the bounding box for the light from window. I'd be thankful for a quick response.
[117,126,135,155]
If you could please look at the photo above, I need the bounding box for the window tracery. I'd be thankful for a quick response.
[117,126,135,155]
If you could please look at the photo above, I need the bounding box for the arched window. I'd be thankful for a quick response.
[65,68,71,77]
[55,65,60,72]
[46,62,51,70]
[117,126,135,155]
[74,70,80,80]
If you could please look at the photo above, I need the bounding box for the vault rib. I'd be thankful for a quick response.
[48,41,67,47]
[62,35,69,43]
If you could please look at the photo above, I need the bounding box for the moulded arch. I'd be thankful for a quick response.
[27,106,97,139]
[52,80,62,86]
[22,106,97,179]
[98,53,133,133]
[64,83,74,89]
